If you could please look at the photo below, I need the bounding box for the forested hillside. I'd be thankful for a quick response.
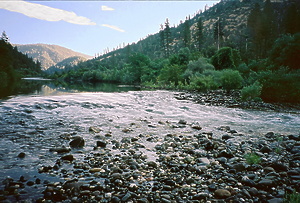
[0,31,42,90]
[16,44,92,70]
[49,0,300,103]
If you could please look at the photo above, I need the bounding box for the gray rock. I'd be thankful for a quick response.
[197,157,210,165]
[258,179,274,188]
[267,198,283,203]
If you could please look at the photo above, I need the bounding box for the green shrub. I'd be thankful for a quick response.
[220,69,243,91]
[244,153,261,165]
[189,75,219,91]
[183,57,215,80]
[241,81,262,101]
[284,190,300,203]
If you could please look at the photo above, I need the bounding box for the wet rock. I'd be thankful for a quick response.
[61,154,74,162]
[265,132,275,139]
[272,162,289,172]
[49,147,71,154]
[26,181,34,186]
[191,124,202,130]
[248,187,259,196]
[89,168,104,173]
[218,150,234,158]
[178,120,187,125]
[288,134,300,141]
[18,152,26,158]
[222,134,233,140]
[97,140,107,148]
[230,163,246,172]
[197,157,210,166]
[192,193,209,200]
[260,145,272,153]
[147,161,158,168]
[257,179,274,188]
[89,126,101,133]
[268,198,284,203]
[121,192,132,202]
[214,189,231,199]
[69,136,85,148]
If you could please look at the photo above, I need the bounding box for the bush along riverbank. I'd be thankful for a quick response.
[1,122,299,202]
[174,89,300,113]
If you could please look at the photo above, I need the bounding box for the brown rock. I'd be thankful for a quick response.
[215,189,231,199]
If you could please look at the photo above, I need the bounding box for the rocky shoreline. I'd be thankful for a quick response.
[1,122,299,203]
[174,90,300,113]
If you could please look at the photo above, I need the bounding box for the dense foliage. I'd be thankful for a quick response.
[0,32,42,93]
[48,0,300,103]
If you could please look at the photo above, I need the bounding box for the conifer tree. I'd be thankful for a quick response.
[213,18,224,50]
[195,17,204,52]
[1,31,9,43]
[164,18,172,57]
[159,24,166,57]
[183,16,191,49]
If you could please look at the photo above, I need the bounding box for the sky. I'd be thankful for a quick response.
[0,0,219,56]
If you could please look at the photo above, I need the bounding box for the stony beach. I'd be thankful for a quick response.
[1,123,300,202]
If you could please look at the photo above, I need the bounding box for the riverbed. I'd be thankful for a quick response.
[0,82,299,201]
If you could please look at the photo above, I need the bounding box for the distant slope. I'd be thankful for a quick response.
[46,56,87,74]
[15,44,92,70]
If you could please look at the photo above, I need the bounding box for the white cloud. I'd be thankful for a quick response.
[0,0,96,25]
[101,5,114,11]
[101,24,125,32]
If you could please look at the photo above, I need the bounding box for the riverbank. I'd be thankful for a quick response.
[1,124,299,202]
[174,89,300,113]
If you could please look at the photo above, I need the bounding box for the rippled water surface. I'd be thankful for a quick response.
[0,82,299,199]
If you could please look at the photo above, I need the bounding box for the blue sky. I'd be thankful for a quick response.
[0,1,219,56]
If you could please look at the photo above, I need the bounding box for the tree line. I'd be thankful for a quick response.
[0,31,42,95]
[48,0,300,103]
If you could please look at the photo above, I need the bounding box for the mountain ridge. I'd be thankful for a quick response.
[15,43,92,70]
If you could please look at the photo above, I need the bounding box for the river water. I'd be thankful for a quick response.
[0,79,299,200]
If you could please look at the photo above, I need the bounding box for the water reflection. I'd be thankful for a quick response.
[0,78,141,99]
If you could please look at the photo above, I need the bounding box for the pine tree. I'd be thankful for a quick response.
[1,31,9,43]
[183,16,191,49]
[213,18,224,50]
[159,24,166,57]
[164,18,172,57]
[195,17,204,52]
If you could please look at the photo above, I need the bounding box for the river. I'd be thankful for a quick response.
[0,79,299,201]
